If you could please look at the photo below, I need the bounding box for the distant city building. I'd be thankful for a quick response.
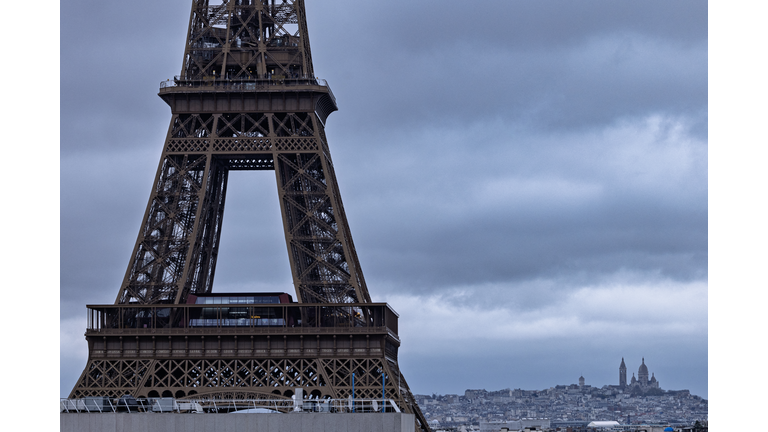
[587,420,621,428]
[620,358,628,388]
[415,382,707,429]
[465,389,488,400]
[638,358,649,383]
[414,360,702,429]
[621,357,661,392]
[480,419,551,432]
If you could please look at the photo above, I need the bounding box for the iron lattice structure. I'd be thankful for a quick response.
[69,1,430,431]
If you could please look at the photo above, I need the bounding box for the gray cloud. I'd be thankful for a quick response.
[334,117,707,295]
[309,0,707,135]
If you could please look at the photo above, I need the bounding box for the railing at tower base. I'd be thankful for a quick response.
[60,397,402,415]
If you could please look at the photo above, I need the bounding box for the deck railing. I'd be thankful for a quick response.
[160,76,333,99]
[84,302,398,336]
[60,397,401,414]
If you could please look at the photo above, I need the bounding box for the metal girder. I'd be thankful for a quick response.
[182,0,313,81]
[71,357,402,402]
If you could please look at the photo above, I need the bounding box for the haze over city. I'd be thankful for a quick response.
[59,0,708,401]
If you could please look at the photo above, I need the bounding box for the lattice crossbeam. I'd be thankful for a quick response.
[182,0,312,80]
[72,356,405,405]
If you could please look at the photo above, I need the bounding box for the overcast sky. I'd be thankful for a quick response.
[60,0,708,399]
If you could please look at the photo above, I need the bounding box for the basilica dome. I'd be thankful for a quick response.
[638,358,648,375]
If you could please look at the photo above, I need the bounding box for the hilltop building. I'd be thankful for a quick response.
[622,358,660,392]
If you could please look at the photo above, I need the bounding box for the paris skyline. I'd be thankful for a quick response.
[59,0,708,399]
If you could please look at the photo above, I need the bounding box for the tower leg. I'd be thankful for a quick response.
[116,154,229,305]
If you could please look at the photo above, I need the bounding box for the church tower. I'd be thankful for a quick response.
[619,357,627,388]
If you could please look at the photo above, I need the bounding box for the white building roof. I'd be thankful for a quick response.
[587,421,621,427]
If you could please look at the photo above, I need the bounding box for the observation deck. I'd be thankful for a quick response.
[158,77,338,124]
[82,302,401,362]
[86,302,397,337]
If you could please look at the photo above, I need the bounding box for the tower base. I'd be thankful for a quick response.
[61,413,416,432]
[70,302,430,431]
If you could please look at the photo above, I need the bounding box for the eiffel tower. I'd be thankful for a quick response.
[69,1,429,430]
